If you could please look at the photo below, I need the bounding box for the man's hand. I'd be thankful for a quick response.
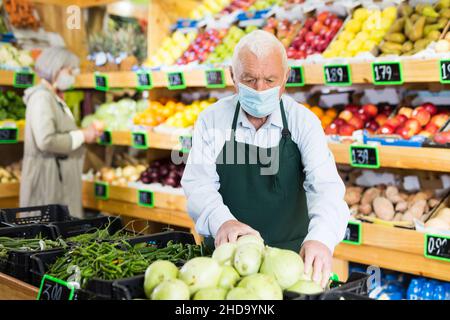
[300,240,332,288]
[215,220,261,247]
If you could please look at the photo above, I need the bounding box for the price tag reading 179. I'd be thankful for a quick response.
[349,145,380,169]
[424,234,450,262]
[324,65,351,86]
[372,62,403,85]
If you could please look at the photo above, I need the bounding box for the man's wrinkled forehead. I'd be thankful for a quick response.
[235,48,284,76]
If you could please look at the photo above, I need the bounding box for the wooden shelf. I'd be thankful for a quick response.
[0,272,38,300]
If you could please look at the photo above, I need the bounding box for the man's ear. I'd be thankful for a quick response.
[229,66,235,84]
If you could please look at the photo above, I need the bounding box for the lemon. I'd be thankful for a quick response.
[355,31,370,42]
[345,19,362,34]
[347,39,362,52]
[362,40,377,51]
[353,8,369,21]
[338,30,355,43]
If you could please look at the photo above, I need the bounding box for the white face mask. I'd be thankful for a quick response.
[55,70,75,91]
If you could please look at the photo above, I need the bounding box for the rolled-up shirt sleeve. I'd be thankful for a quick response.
[297,112,350,253]
[181,114,236,238]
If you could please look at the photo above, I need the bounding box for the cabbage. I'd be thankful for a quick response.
[193,287,227,300]
[233,243,262,276]
[238,274,283,300]
[179,257,222,295]
[288,280,323,295]
[144,260,178,298]
[151,279,190,300]
[218,266,240,290]
[236,235,265,252]
[260,247,304,289]
[226,287,261,300]
[212,242,236,266]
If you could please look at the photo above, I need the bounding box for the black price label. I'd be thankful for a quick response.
[136,71,153,90]
[372,62,403,85]
[179,135,192,153]
[0,128,18,144]
[14,71,35,88]
[131,131,148,149]
[350,145,380,169]
[94,182,109,200]
[94,74,109,91]
[324,65,351,86]
[98,130,112,145]
[342,221,362,245]
[138,190,154,208]
[286,66,305,87]
[167,72,186,90]
[425,234,450,262]
[205,69,226,88]
[439,60,450,84]
[37,275,75,300]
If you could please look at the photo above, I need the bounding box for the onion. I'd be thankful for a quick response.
[226,287,261,300]
[151,279,190,300]
[233,243,262,276]
[218,266,240,290]
[236,235,265,252]
[288,280,323,295]
[179,257,222,295]
[193,287,227,300]
[144,260,178,298]
[260,247,303,289]
[212,242,236,266]
[238,274,283,300]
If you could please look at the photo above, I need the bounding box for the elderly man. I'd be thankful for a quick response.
[181,30,349,286]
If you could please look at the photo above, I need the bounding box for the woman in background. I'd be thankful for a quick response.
[20,47,102,218]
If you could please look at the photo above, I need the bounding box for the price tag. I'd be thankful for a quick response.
[349,145,380,169]
[424,234,450,262]
[137,190,154,208]
[342,221,362,245]
[37,275,75,300]
[205,69,226,88]
[0,128,18,144]
[439,60,450,84]
[286,66,305,87]
[136,71,153,90]
[94,182,109,200]
[94,73,109,91]
[167,72,186,90]
[372,62,403,85]
[13,71,35,88]
[324,65,351,86]
[97,130,112,145]
[179,135,192,153]
[131,131,148,149]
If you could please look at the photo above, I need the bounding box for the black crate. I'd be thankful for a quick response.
[50,216,124,239]
[0,204,73,226]
[30,231,196,300]
[319,291,374,300]
[0,225,61,283]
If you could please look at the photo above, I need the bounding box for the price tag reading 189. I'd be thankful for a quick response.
[37,275,75,300]
[439,60,450,84]
[425,234,450,262]
[349,145,380,169]
[372,62,403,85]
[324,65,351,86]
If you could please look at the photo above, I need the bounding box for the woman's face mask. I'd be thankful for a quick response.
[238,82,281,118]
[55,69,76,91]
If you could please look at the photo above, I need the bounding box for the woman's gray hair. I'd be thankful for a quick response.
[35,47,79,82]
[231,30,288,80]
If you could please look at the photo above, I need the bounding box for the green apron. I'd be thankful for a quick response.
[210,100,310,252]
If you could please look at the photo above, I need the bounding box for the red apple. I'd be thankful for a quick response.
[430,113,449,128]
[362,104,378,118]
[375,114,388,126]
[397,107,413,118]
[325,122,339,135]
[378,124,395,135]
[348,116,364,130]
[395,126,411,139]
[395,114,408,125]
[404,118,422,136]
[424,122,439,134]
[422,102,437,116]
[338,123,356,136]
[356,109,369,123]
[385,117,401,129]
[305,31,315,44]
[418,130,432,138]
[345,104,360,114]
[304,18,315,29]
[411,106,431,126]
[434,131,450,144]
[338,110,353,122]
[317,11,330,23]
[333,118,346,126]
[312,21,324,34]
[365,120,379,132]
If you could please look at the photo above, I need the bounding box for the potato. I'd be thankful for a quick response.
[395,201,408,213]
[345,187,363,206]
[359,203,372,215]
[401,212,414,222]
[373,197,395,221]
[404,200,427,219]
[427,198,440,208]
[425,218,450,230]
[409,192,432,206]
[385,186,402,204]
[393,213,403,221]
[436,208,450,224]
[361,187,382,205]
[399,193,409,201]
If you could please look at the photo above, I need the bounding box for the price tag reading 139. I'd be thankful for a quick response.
[424,234,450,262]
[349,145,380,169]
[324,65,351,86]
[372,62,403,85]
[37,275,75,300]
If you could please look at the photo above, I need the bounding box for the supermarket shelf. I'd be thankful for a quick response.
[334,223,450,282]
[0,272,38,300]
[106,130,181,150]
[0,183,20,208]
[30,0,116,7]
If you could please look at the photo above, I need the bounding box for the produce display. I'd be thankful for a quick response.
[287,11,344,59]
[176,29,227,65]
[345,185,441,224]
[145,235,324,300]
[162,98,216,128]
[379,2,449,56]
[189,0,231,20]
[4,0,40,30]
[0,236,66,259]
[263,17,303,49]
[145,30,198,67]
[220,0,257,14]
[323,7,397,58]
[138,158,185,188]
[133,99,186,127]
[425,206,450,230]
[65,222,141,244]
[92,165,146,187]
[0,90,26,120]
[324,103,394,136]
[302,103,337,129]
[0,161,21,183]
[0,44,34,70]
[248,0,283,11]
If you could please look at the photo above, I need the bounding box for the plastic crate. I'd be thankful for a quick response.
[319,291,373,300]
[0,204,73,226]
[0,225,60,283]
[50,216,125,239]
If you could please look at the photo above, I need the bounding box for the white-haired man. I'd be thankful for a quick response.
[181,30,349,286]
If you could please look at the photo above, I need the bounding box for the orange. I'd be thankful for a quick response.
[321,115,334,127]
[310,106,324,118]
[325,108,337,118]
